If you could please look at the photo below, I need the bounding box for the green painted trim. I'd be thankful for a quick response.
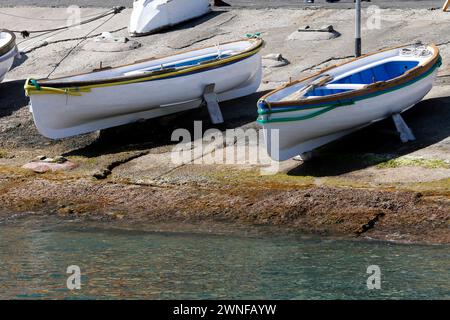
[258,104,341,123]
[258,100,355,115]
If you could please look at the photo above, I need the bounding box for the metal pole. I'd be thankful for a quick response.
[355,0,361,57]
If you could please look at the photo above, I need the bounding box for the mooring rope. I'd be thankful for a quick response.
[17,28,73,50]
[45,13,118,78]
[0,9,113,22]
[7,6,125,39]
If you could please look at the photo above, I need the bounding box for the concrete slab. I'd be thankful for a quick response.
[0,5,449,243]
[0,6,449,192]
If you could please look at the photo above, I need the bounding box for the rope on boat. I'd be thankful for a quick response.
[8,6,125,39]
[245,32,262,39]
[29,79,41,91]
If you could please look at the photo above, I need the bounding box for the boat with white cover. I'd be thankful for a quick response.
[129,0,211,36]
[258,44,441,161]
[25,38,263,139]
[0,30,17,83]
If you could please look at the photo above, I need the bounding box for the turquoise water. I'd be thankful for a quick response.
[0,216,448,300]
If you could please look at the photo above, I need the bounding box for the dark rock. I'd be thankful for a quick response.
[93,169,112,180]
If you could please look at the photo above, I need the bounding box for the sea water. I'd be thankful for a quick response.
[0,216,448,299]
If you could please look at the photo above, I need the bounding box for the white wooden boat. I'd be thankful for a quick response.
[0,30,17,82]
[258,44,441,161]
[25,38,263,139]
[129,0,211,36]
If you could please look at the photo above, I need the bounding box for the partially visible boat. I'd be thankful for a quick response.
[25,38,264,139]
[0,30,17,82]
[257,43,441,161]
[129,0,211,36]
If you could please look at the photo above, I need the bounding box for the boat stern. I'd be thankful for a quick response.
[129,0,211,36]
[129,0,162,36]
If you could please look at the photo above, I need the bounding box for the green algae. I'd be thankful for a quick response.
[405,178,450,193]
[377,158,450,169]
[210,168,315,189]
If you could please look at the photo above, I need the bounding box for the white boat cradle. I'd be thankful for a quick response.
[25,38,264,139]
[0,30,17,83]
[258,44,442,161]
[129,0,211,36]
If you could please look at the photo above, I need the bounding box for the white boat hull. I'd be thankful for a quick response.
[0,32,17,83]
[129,0,211,36]
[263,69,437,161]
[258,44,441,161]
[29,51,262,139]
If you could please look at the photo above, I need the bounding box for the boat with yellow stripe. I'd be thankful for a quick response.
[257,43,441,161]
[25,38,264,139]
[0,30,17,83]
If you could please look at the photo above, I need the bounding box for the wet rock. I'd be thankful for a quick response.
[105,211,126,220]
[93,169,112,180]
[22,158,77,173]
[57,207,74,216]
[54,156,68,164]
[33,155,68,163]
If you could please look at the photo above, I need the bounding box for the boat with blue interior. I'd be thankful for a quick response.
[258,43,441,161]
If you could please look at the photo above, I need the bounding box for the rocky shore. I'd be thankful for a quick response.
[0,6,449,244]
[0,173,449,244]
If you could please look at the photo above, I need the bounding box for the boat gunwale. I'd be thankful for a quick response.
[0,30,16,57]
[31,38,264,88]
[257,58,441,124]
[258,43,440,110]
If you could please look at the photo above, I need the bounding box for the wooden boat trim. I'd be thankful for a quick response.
[259,44,440,109]
[25,38,264,94]
[257,59,441,124]
[0,30,16,57]
[48,38,263,80]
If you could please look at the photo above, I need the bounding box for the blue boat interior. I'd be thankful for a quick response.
[305,60,420,97]
[142,53,233,73]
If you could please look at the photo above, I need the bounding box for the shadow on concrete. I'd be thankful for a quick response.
[9,53,28,72]
[137,10,226,37]
[64,91,270,158]
[173,10,226,31]
[287,96,450,177]
[0,79,28,117]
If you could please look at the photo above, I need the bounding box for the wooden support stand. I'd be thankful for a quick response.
[203,83,224,124]
[444,0,450,12]
[392,113,415,143]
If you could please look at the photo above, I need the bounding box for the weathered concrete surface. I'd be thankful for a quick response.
[0,0,444,9]
[0,7,449,243]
